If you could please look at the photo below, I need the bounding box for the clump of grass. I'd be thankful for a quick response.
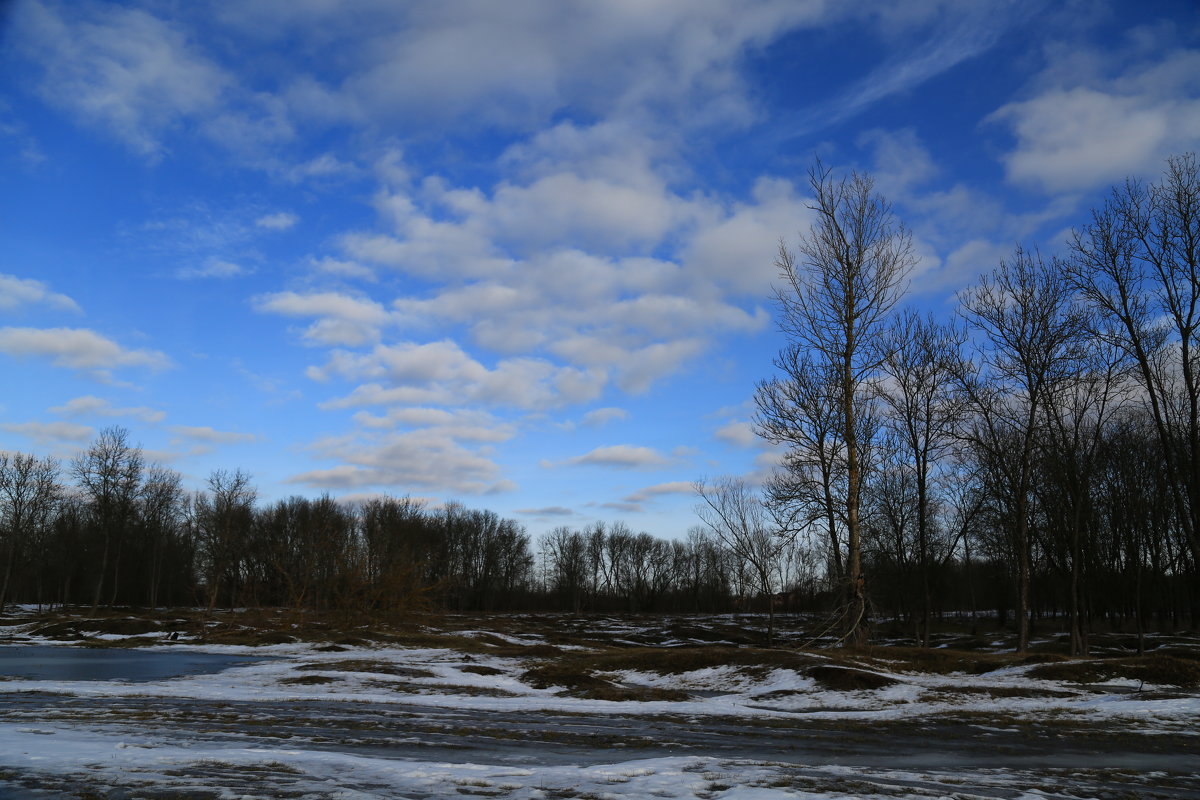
[279,674,340,686]
[1028,654,1200,688]
[806,665,896,691]
[297,659,435,678]
[932,684,1076,699]
[548,646,824,677]
[203,629,297,646]
[849,645,1011,675]
[460,664,505,676]
[519,664,689,701]
[366,679,522,698]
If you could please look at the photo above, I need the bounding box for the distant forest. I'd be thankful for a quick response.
[1,155,1198,655]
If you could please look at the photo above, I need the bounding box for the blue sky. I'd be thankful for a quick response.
[1,0,1197,539]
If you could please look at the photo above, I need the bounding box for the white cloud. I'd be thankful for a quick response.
[310,257,376,282]
[311,340,605,411]
[175,258,249,279]
[562,444,670,469]
[0,273,80,313]
[12,1,230,159]
[254,291,392,347]
[682,177,814,296]
[859,128,939,196]
[515,506,574,517]
[0,327,170,373]
[350,407,515,443]
[288,428,513,495]
[50,395,166,424]
[255,211,298,230]
[806,3,1018,134]
[282,153,359,183]
[580,407,628,427]
[321,1,827,131]
[624,480,695,503]
[2,420,93,444]
[168,425,257,445]
[991,47,1200,193]
[714,420,757,449]
[332,147,775,402]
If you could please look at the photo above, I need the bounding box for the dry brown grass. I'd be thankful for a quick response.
[1027,654,1200,688]
[279,674,340,686]
[519,663,690,701]
[295,659,437,678]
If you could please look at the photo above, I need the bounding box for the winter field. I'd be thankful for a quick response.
[0,608,1197,799]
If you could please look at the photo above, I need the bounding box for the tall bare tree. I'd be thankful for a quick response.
[756,352,846,584]
[0,452,61,611]
[137,463,185,609]
[695,476,784,645]
[879,312,968,646]
[1065,152,1200,571]
[72,427,144,614]
[762,161,915,644]
[959,247,1088,653]
[195,468,256,610]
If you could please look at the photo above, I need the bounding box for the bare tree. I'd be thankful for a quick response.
[138,464,185,609]
[194,468,256,611]
[1065,153,1200,571]
[72,427,144,614]
[959,247,1088,653]
[763,161,915,644]
[756,352,846,584]
[0,452,61,611]
[878,312,968,646]
[695,476,784,645]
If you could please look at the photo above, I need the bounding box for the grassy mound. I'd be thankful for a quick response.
[1028,654,1200,688]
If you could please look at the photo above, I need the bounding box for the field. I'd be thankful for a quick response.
[0,608,1197,799]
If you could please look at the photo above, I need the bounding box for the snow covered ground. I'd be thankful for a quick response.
[0,610,1197,798]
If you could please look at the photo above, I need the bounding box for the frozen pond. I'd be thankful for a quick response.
[0,645,265,682]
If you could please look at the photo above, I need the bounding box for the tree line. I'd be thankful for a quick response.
[0,428,816,617]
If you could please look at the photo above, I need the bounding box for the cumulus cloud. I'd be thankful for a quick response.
[175,258,249,279]
[623,480,695,503]
[991,45,1200,193]
[0,273,80,313]
[515,506,574,517]
[11,0,230,158]
[311,340,605,411]
[562,444,670,469]
[580,407,628,427]
[312,1,828,131]
[334,147,774,402]
[255,291,392,347]
[168,425,258,445]
[0,327,171,374]
[2,420,93,444]
[255,211,298,230]
[50,395,166,424]
[714,420,757,449]
[288,428,513,495]
[349,407,515,443]
[682,177,814,296]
